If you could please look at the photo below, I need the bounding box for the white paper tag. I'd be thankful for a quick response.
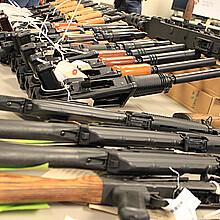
[54,60,88,82]
[163,188,201,220]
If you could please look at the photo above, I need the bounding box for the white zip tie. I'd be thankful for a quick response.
[40,85,66,92]
[64,84,72,101]
[39,14,49,41]
[209,180,220,195]
[8,0,19,8]
[56,0,82,45]
[169,167,180,198]
[61,47,88,54]
[36,57,49,64]
[29,22,65,60]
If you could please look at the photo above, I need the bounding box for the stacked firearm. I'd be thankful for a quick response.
[1,1,220,220]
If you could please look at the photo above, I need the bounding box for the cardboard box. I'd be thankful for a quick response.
[167,83,220,116]
[189,77,220,96]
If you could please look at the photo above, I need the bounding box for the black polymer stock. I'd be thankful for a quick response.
[32,65,220,107]
[0,94,218,135]
[0,119,219,153]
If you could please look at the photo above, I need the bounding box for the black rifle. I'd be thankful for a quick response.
[32,65,220,107]
[144,17,220,59]
[0,119,219,153]
[0,94,218,135]
[70,39,171,52]
[1,141,220,180]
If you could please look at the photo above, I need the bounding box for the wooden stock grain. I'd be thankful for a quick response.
[0,173,103,204]
[97,50,127,58]
[60,5,84,15]
[79,18,105,26]
[50,0,71,6]
[113,63,152,76]
[75,11,103,23]
[100,56,136,66]
[184,0,195,21]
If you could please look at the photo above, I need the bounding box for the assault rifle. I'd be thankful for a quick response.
[144,17,220,59]
[0,165,219,220]
[0,119,219,153]
[32,66,220,107]
[1,141,220,179]
[0,94,218,135]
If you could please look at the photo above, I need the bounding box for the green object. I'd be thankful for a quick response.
[0,163,49,170]
[0,203,50,212]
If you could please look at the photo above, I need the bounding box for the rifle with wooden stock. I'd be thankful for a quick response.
[0,142,220,220]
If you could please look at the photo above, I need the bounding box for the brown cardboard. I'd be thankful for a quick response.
[171,63,220,97]
[189,77,220,96]
[167,83,220,116]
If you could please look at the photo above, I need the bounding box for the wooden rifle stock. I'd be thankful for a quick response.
[75,11,103,23]
[79,17,106,25]
[94,50,127,58]
[112,64,152,76]
[50,0,71,6]
[0,173,103,204]
[60,5,85,15]
[100,56,136,66]
[184,0,196,21]
[58,1,78,9]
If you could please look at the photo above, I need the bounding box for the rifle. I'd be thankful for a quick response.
[173,113,220,128]
[1,141,220,179]
[144,17,220,59]
[32,66,220,107]
[0,171,219,220]
[0,95,218,134]
[81,58,216,77]
[80,44,186,64]
[69,39,171,52]
[0,119,219,153]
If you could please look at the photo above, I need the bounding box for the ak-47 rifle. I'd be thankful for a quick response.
[0,119,219,153]
[31,66,220,107]
[144,17,220,59]
[0,153,219,220]
[1,141,220,179]
[0,94,218,135]
[0,172,220,220]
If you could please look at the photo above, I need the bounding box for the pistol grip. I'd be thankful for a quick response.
[113,186,150,220]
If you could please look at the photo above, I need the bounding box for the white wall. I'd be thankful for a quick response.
[142,0,174,18]
[95,0,175,18]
